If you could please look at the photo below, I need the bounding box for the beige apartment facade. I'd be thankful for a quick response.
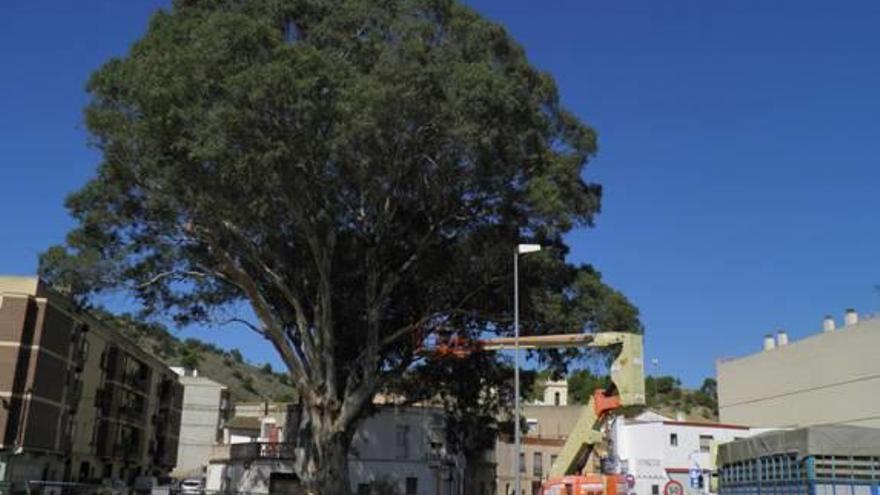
[0,276,183,490]
[717,309,880,429]
[495,405,584,495]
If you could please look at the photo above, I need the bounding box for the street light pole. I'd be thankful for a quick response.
[514,244,541,495]
[514,249,520,495]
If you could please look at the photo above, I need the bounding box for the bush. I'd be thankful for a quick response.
[229,349,244,363]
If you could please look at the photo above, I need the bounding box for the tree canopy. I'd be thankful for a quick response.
[41,0,641,489]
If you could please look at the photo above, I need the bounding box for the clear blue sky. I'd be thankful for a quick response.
[2,1,879,386]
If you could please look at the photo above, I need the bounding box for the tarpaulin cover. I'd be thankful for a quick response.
[718,425,880,465]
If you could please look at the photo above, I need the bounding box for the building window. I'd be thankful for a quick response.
[670,433,678,446]
[519,452,526,473]
[526,418,538,434]
[652,485,660,495]
[405,477,418,495]
[550,454,558,470]
[532,481,542,495]
[533,452,543,477]
[700,434,714,453]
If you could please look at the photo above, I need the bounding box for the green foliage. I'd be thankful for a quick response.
[39,0,643,487]
[180,346,202,370]
[261,363,273,374]
[388,351,517,460]
[523,369,550,403]
[229,349,244,363]
[241,375,257,394]
[642,375,718,419]
[567,369,611,404]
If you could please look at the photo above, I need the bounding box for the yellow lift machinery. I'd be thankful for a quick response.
[429,332,646,495]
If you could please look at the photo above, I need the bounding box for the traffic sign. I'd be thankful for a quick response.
[689,468,701,488]
[664,480,684,495]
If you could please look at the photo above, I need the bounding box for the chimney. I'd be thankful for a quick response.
[763,334,776,351]
[823,315,836,333]
[776,330,789,347]
[845,309,859,327]
[676,411,686,421]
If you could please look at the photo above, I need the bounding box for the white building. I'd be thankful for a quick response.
[350,407,467,495]
[610,411,769,495]
[206,405,482,495]
[171,368,231,478]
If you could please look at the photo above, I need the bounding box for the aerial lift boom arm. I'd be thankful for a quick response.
[473,332,646,477]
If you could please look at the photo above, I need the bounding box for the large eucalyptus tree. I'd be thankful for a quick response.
[41,0,641,491]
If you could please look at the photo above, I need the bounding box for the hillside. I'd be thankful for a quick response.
[101,311,715,415]
[100,312,296,402]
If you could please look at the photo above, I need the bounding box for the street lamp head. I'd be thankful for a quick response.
[517,244,542,255]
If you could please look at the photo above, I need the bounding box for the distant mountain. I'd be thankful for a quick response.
[99,311,296,402]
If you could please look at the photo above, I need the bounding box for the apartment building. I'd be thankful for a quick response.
[495,405,584,495]
[0,276,183,490]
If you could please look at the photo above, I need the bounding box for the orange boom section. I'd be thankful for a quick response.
[541,474,626,495]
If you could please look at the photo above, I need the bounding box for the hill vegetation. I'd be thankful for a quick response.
[528,369,719,421]
[102,310,715,418]
[98,311,295,402]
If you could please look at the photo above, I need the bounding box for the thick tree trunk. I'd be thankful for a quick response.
[309,434,351,495]
[290,404,354,495]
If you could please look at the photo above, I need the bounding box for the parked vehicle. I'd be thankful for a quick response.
[179,478,204,495]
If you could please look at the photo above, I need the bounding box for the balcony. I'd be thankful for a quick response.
[229,442,296,461]
[94,387,114,416]
[67,380,83,411]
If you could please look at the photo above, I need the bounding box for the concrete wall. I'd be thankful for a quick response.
[206,459,296,494]
[717,317,880,428]
[174,376,228,477]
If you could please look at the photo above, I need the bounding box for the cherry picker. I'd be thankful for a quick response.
[426,331,646,495]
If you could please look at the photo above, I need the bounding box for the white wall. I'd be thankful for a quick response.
[174,376,227,476]
[206,460,294,494]
[531,380,569,406]
[349,407,463,495]
[718,317,880,428]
